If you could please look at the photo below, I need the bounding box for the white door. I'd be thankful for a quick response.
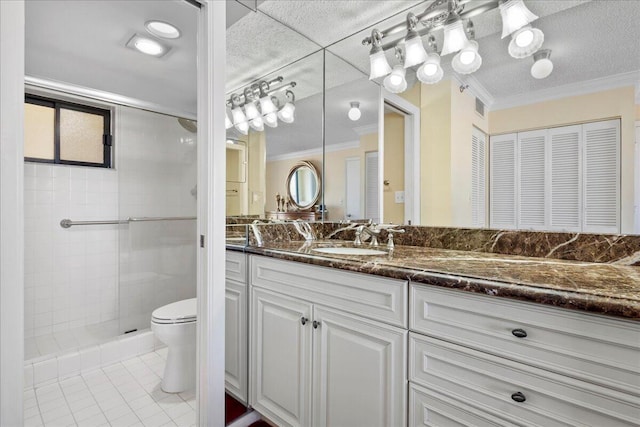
[344,157,361,220]
[636,123,640,233]
[251,288,313,427]
[225,280,247,403]
[365,151,380,223]
[312,306,407,427]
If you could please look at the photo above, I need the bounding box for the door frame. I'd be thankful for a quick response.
[344,156,362,220]
[380,89,421,225]
[0,1,227,425]
[635,121,640,233]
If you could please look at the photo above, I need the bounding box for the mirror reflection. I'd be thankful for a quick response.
[227,1,640,235]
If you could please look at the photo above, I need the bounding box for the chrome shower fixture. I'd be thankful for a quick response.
[226,77,297,135]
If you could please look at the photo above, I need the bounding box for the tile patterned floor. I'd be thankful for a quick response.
[24,348,197,427]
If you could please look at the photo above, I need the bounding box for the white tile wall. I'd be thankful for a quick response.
[24,163,119,339]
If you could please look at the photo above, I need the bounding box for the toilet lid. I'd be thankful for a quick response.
[152,298,197,324]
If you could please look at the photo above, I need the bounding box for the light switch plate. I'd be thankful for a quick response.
[394,191,405,203]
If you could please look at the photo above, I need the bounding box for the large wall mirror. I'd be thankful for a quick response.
[227,1,640,234]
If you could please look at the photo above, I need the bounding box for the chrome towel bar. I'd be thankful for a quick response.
[60,216,196,228]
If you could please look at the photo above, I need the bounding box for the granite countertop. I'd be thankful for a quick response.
[233,240,640,320]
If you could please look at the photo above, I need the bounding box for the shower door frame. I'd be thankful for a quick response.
[0,1,227,425]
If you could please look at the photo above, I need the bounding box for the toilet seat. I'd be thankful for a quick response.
[151,298,197,324]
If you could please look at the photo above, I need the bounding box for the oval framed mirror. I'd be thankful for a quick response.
[286,160,321,211]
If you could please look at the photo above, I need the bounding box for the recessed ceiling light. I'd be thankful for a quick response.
[126,34,170,57]
[145,20,181,39]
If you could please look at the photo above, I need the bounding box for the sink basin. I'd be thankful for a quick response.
[312,247,387,256]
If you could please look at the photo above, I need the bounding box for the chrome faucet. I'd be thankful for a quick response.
[354,224,405,248]
[293,220,315,242]
[325,222,359,239]
[250,220,264,246]
[354,225,382,246]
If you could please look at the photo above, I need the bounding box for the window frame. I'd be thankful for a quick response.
[24,94,112,168]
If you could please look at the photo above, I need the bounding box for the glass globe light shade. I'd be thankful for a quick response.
[264,112,278,128]
[369,49,392,80]
[508,25,544,58]
[452,41,482,74]
[348,102,361,121]
[417,53,444,84]
[259,96,277,115]
[383,65,407,94]
[278,102,296,123]
[244,101,260,121]
[403,31,428,68]
[231,106,247,126]
[249,117,264,132]
[499,0,539,38]
[234,120,249,135]
[441,19,469,56]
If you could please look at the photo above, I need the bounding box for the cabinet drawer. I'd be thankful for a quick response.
[410,333,640,427]
[409,382,515,427]
[251,256,408,328]
[226,250,246,283]
[410,284,640,396]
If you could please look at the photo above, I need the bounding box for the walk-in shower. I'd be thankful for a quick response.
[24,106,197,361]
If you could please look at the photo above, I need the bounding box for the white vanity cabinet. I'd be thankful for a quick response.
[409,284,640,427]
[225,250,248,403]
[249,256,408,427]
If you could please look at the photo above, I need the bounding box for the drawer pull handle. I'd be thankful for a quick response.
[511,392,526,403]
[301,317,308,325]
[313,320,321,329]
[512,328,527,338]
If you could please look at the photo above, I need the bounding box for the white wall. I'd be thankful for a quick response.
[23,103,197,348]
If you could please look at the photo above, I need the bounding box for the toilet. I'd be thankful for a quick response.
[151,298,197,393]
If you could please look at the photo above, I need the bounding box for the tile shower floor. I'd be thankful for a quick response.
[24,348,197,427]
[26,321,121,360]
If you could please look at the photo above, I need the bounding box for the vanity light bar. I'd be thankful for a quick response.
[226,77,297,108]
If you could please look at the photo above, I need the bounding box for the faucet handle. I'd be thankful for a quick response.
[386,228,405,250]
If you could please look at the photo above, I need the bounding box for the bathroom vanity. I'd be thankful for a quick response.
[226,227,640,427]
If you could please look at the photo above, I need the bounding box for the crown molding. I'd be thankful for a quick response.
[353,122,378,136]
[267,140,360,162]
[491,70,640,111]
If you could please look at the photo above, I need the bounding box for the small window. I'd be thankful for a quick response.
[24,95,112,168]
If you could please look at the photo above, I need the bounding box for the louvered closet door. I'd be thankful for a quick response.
[518,129,547,230]
[583,119,620,233]
[549,125,582,232]
[471,127,486,227]
[490,133,517,229]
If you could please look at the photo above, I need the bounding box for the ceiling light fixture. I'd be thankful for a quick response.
[145,20,181,39]
[530,49,553,79]
[226,77,297,134]
[362,0,549,94]
[127,34,169,57]
[348,102,362,121]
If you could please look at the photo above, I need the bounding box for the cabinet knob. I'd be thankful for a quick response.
[313,320,321,329]
[511,392,526,403]
[511,328,527,338]
[301,317,308,325]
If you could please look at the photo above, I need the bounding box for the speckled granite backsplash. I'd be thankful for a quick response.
[247,222,640,266]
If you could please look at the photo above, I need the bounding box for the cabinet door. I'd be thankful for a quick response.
[312,306,407,427]
[225,279,247,403]
[251,288,313,427]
